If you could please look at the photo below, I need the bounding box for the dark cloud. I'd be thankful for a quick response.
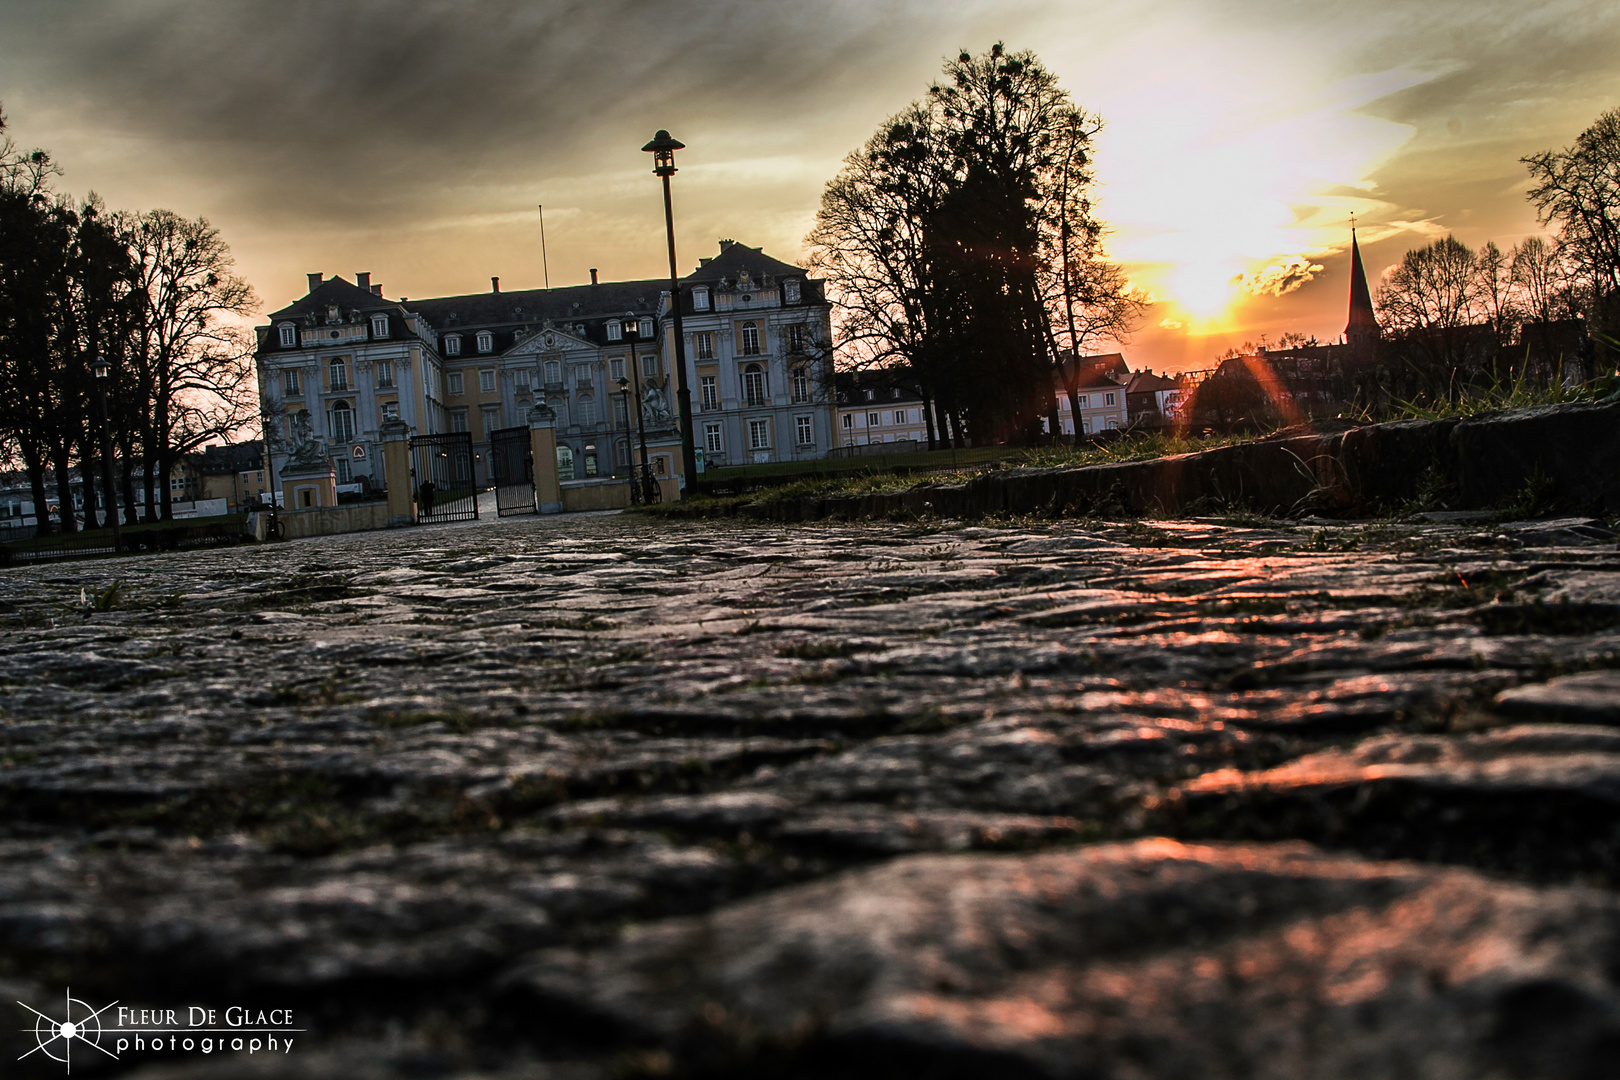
[2,0,979,220]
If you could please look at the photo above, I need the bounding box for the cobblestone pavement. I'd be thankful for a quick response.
[1,512,1618,1078]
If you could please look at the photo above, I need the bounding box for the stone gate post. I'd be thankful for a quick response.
[529,404,563,514]
[380,418,416,526]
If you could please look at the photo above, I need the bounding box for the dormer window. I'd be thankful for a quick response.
[371,314,388,338]
[606,321,623,342]
[278,323,296,348]
[445,334,462,356]
[476,331,494,353]
[693,286,710,311]
[784,278,801,304]
[639,318,654,339]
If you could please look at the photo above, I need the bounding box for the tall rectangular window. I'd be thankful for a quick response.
[694,332,714,359]
[867,411,880,427]
[739,322,761,355]
[479,369,497,393]
[445,335,462,356]
[693,286,710,311]
[481,405,500,433]
[894,410,907,425]
[577,398,597,426]
[700,375,719,410]
[447,371,464,395]
[704,423,723,454]
[787,324,806,353]
[783,278,801,303]
[795,415,813,445]
[743,365,767,407]
[613,396,628,428]
[748,418,771,450]
[278,324,296,348]
[328,358,348,391]
[335,457,352,483]
[282,369,301,396]
[640,354,658,379]
[515,369,531,390]
[1105,392,1116,406]
[609,356,625,381]
[606,321,622,341]
[375,360,394,387]
[841,413,853,430]
[791,367,809,403]
[449,408,469,432]
[371,315,389,338]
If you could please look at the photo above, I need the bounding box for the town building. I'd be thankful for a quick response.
[254,242,836,490]
[1053,353,1131,436]
[833,371,929,450]
[195,441,268,512]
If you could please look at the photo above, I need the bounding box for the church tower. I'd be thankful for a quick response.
[1345,227,1379,352]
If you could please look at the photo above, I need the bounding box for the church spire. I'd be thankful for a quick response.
[1345,224,1378,348]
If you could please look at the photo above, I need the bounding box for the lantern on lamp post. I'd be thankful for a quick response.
[641,130,698,493]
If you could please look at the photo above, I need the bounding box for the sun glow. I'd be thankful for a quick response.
[1040,13,1431,336]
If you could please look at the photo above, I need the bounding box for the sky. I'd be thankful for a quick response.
[3,0,1619,373]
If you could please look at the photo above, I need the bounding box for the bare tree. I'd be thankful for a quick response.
[123,209,258,520]
[1524,105,1620,341]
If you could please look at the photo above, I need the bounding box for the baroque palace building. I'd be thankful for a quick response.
[254,241,835,493]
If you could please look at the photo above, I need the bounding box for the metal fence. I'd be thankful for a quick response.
[489,426,537,517]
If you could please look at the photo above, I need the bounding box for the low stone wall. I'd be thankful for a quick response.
[747,399,1620,522]
[279,501,391,539]
[561,478,633,512]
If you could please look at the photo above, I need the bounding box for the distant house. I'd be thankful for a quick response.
[195,441,268,512]
[833,371,930,450]
[1053,353,1130,436]
[1124,371,1182,428]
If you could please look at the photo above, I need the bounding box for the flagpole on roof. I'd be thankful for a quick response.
[537,205,550,290]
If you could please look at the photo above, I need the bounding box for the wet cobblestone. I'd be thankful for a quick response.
[2,511,1618,1077]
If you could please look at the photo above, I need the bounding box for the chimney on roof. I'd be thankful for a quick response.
[590,268,599,286]
[356,272,371,292]
[700,257,712,268]
[371,284,382,296]
[492,276,500,294]
[307,272,323,292]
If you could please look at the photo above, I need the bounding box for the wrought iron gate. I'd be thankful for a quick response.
[489,426,537,517]
[409,432,479,524]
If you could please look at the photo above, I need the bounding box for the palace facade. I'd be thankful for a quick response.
[254,241,835,492]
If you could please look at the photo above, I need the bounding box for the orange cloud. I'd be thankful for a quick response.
[1232,257,1325,298]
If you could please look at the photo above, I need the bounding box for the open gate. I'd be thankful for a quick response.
[409,431,479,523]
[490,426,537,517]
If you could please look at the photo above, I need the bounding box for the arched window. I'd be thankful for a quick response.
[556,444,575,481]
[743,362,767,406]
[740,321,761,355]
[328,357,348,391]
[330,401,355,443]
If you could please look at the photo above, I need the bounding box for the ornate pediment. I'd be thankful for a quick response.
[505,325,595,357]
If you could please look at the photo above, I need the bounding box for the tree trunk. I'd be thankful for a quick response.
[119,447,139,526]
[51,445,77,533]
[24,450,51,538]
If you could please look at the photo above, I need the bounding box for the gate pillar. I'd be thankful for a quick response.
[529,404,564,514]
[380,418,415,526]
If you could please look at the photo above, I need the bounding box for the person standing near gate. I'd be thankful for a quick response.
[419,480,436,517]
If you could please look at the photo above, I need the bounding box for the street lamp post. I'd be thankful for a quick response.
[615,376,638,503]
[91,355,122,554]
[623,315,657,504]
[641,130,698,493]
